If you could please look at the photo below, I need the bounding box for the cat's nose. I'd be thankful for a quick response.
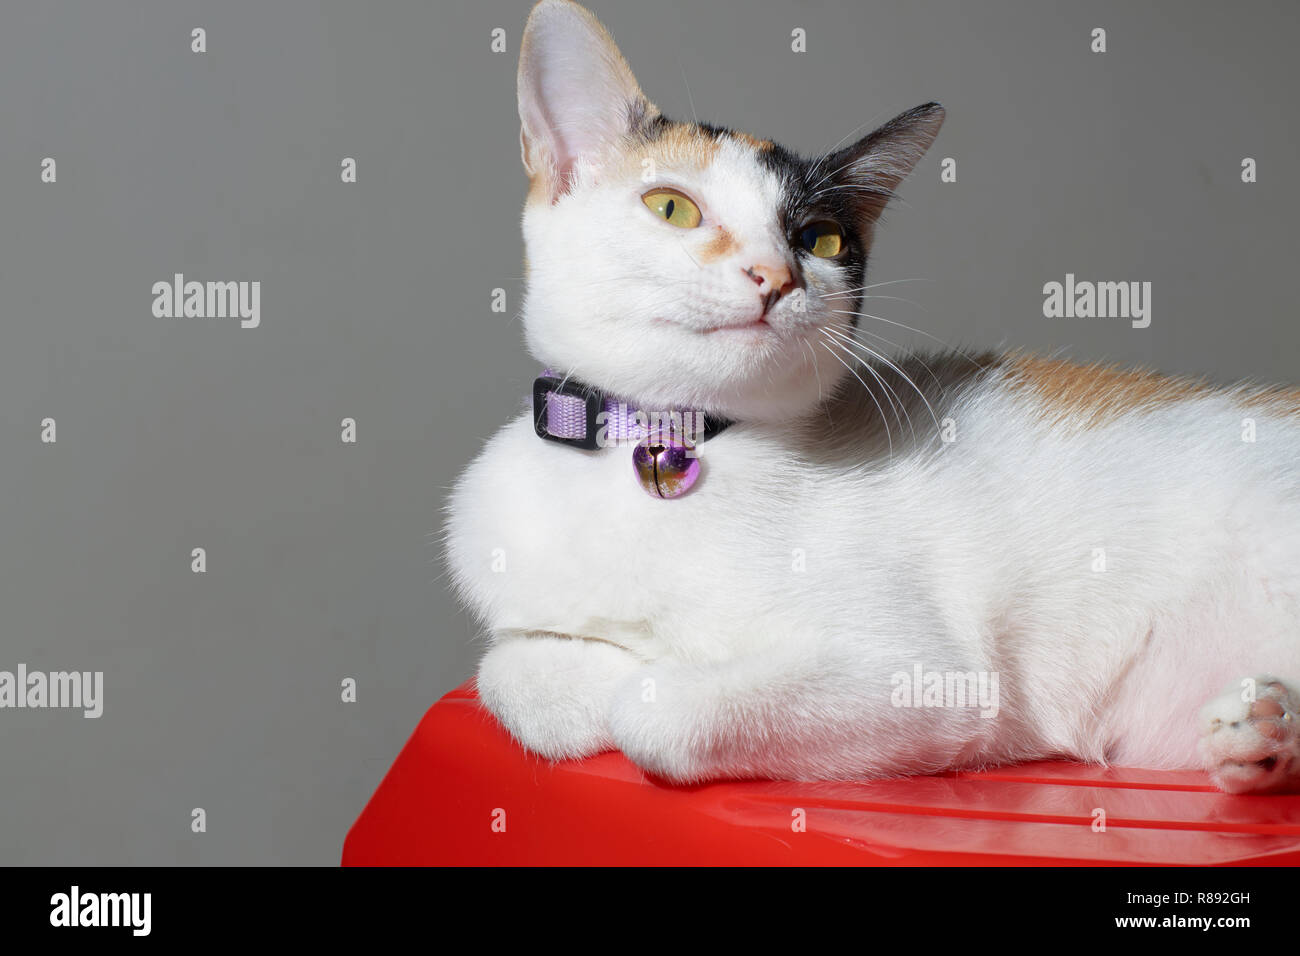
[744,263,797,309]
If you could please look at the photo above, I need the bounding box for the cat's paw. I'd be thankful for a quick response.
[607,663,735,783]
[1198,677,1300,794]
[608,682,705,783]
[476,634,642,762]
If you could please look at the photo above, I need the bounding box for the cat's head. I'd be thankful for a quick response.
[517,0,943,422]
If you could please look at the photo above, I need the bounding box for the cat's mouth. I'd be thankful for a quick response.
[651,311,800,339]
[700,317,770,335]
[650,314,775,337]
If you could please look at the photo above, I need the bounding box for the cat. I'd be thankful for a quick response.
[445,0,1300,794]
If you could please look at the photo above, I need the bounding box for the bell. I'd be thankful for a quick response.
[632,435,700,499]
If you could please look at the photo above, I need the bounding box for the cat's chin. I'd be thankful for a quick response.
[528,309,845,423]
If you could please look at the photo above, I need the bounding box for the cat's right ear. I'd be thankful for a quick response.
[517,0,654,200]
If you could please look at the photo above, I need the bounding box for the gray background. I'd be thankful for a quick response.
[0,0,1295,865]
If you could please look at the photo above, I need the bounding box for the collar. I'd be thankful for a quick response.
[532,370,732,451]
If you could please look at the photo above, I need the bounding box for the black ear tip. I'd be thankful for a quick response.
[911,102,946,135]
[884,101,945,131]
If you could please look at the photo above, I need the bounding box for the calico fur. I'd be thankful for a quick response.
[445,0,1300,794]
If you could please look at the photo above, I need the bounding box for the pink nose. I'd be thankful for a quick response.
[744,263,796,303]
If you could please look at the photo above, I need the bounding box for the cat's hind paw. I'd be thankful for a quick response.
[1198,677,1300,794]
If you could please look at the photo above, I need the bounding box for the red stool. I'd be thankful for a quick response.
[343,682,1300,865]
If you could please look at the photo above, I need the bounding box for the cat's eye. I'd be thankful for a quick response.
[642,188,702,229]
[799,221,845,259]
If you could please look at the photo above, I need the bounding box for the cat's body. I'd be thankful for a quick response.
[445,0,1300,793]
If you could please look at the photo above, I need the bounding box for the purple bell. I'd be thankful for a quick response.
[632,436,700,499]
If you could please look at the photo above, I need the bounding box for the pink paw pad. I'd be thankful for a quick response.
[1199,679,1300,794]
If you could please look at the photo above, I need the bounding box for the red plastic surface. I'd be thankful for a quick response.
[343,682,1300,865]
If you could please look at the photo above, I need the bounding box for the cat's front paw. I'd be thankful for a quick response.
[607,663,734,784]
[1198,677,1300,794]
[477,634,642,762]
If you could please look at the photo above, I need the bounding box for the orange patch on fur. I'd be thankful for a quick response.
[523,119,720,207]
[525,173,551,206]
[698,227,737,263]
[1238,383,1300,415]
[729,131,775,152]
[643,122,720,169]
[1004,355,1210,427]
[1007,355,1300,426]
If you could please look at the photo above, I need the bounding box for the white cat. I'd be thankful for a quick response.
[445,0,1300,794]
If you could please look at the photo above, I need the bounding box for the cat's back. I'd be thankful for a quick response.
[788,350,1300,582]
[795,350,1300,468]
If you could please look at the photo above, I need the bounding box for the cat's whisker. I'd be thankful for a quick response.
[825,325,940,435]
[824,330,914,436]
[821,293,929,312]
[801,338,825,404]
[844,323,950,396]
[819,341,894,458]
[675,235,702,269]
[677,57,699,125]
[821,332,913,447]
[819,327,906,428]
[828,307,987,372]
[822,315,950,397]
[542,367,581,399]
[823,323,939,433]
[809,180,897,196]
[821,329,916,441]
[806,156,869,195]
[818,277,935,298]
[808,183,907,208]
[577,271,667,286]
[826,330,920,431]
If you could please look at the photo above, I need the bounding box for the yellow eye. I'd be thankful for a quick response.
[642,189,702,229]
[799,221,845,258]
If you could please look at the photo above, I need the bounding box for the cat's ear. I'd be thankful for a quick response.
[517,0,655,198]
[824,102,945,223]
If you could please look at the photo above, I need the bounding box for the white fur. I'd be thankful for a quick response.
[449,386,1300,787]
[445,0,1300,791]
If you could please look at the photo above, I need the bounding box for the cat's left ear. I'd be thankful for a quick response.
[823,102,945,223]
[517,0,655,199]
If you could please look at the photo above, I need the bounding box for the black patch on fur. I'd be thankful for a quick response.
[754,140,871,295]
[626,104,734,151]
[760,103,944,300]
[625,97,671,143]
[759,141,861,233]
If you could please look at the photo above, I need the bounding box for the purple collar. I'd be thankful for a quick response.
[532,370,731,451]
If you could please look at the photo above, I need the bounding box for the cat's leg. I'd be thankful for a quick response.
[607,642,999,783]
[476,631,645,761]
[1198,676,1300,793]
